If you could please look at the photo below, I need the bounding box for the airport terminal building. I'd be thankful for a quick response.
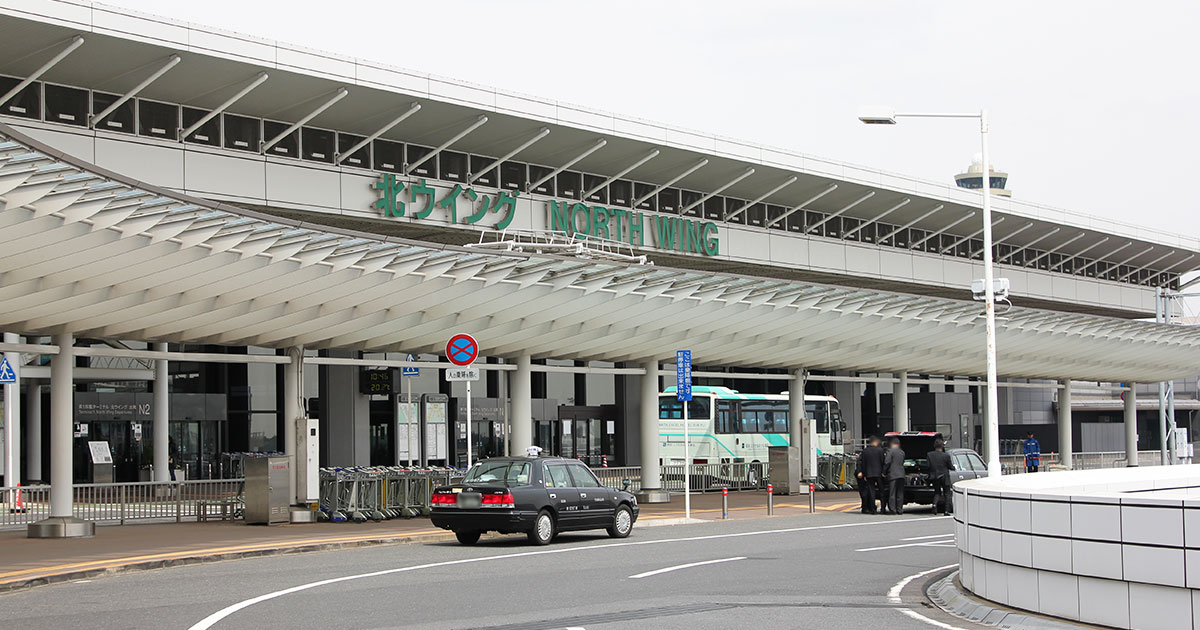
[0,1,1198,514]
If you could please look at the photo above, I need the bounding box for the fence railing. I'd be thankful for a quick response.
[0,479,244,530]
[1001,450,1166,474]
[317,467,462,523]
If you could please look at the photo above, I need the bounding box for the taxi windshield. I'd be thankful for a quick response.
[463,461,531,487]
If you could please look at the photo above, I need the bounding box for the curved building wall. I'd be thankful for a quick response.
[954,466,1200,629]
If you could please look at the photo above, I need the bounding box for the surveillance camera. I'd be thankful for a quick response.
[971,278,1010,301]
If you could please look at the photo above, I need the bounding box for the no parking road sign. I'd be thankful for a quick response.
[445,333,479,366]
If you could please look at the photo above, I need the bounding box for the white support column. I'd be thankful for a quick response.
[25,379,42,482]
[509,355,532,456]
[789,369,806,448]
[3,333,20,489]
[29,333,92,537]
[639,359,666,500]
[152,342,169,482]
[284,346,304,504]
[1058,380,1073,470]
[1125,385,1138,467]
[894,372,910,432]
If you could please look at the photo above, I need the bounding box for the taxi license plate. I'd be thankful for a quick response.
[458,493,481,509]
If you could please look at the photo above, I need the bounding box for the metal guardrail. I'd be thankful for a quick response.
[0,479,244,530]
[1001,450,1166,474]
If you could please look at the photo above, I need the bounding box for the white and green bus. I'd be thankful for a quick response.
[658,386,844,465]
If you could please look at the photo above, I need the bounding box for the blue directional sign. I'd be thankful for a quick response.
[676,350,692,402]
[0,356,15,384]
[402,353,419,377]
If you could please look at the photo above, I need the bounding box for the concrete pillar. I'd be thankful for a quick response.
[283,346,303,504]
[509,355,532,456]
[639,359,666,500]
[29,333,92,537]
[1125,385,1138,466]
[152,342,169,482]
[1057,380,1073,469]
[788,369,806,448]
[3,332,21,489]
[894,372,910,432]
[25,380,41,482]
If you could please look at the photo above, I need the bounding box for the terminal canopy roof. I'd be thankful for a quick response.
[0,122,1198,383]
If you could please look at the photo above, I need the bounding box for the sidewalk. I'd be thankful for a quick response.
[0,490,861,592]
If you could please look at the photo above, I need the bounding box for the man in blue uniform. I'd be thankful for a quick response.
[1023,432,1041,473]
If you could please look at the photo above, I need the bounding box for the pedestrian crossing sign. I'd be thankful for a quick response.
[0,357,14,384]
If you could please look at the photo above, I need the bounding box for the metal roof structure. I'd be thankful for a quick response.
[0,1,1197,300]
[2,121,1198,383]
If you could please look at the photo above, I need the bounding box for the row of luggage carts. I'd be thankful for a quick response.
[318,466,464,523]
[813,454,858,491]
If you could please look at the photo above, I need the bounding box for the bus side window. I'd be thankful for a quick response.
[716,401,735,434]
[740,409,759,433]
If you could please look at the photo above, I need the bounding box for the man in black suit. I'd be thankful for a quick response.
[926,438,955,516]
[883,437,907,515]
[855,436,886,514]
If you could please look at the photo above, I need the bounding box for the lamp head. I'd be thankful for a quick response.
[858,106,897,125]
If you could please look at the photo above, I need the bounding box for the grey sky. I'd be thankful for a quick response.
[113,0,1198,235]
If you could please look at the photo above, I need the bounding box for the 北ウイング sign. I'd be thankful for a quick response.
[445,334,479,366]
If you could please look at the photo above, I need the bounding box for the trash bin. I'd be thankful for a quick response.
[244,455,291,525]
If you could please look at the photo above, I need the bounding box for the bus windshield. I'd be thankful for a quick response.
[659,397,712,420]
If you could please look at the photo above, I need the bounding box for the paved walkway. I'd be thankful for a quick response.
[0,490,862,592]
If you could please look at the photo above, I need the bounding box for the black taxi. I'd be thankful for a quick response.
[431,456,639,545]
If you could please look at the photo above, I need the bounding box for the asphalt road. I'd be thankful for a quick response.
[0,510,978,630]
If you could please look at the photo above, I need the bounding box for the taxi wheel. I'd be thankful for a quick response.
[455,531,481,546]
[528,510,555,545]
[607,505,633,538]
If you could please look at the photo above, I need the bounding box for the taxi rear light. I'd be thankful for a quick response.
[481,491,514,508]
[431,492,457,505]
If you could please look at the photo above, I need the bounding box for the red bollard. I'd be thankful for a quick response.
[809,482,815,513]
[722,487,729,519]
[767,483,774,515]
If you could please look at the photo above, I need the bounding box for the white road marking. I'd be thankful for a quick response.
[856,539,957,552]
[887,563,956,604]
[187,516,945,630]
[629,556,746,579]
[889,565,972,630]
[902,534,954,541]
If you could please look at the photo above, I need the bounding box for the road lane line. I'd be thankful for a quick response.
[628,557,746,579]
[902,534,954,541]
[856,540,955,552]
[887,564,968,630]
[187,516,948,630]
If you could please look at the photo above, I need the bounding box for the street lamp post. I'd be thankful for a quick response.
[859,108,1002,477]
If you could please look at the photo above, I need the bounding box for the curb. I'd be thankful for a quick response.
[927,571,1086,629]
[0,530,459,595]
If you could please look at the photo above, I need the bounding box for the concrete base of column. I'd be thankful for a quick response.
[28,516,94,538]
[638,490,671,503]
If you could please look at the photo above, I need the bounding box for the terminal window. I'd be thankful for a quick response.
[182,107,220,146]
[137,99,177,139]
[44,84,88,126]
[0,77,40,119]
[372,139,403,172]
[407,145,434,177]
[501,161,526,191]
[302,127,335,163]
[703,197,724,221]
[744,203,766,228]
[557,171,582,199]
[680,190,701,217]
[766,205,786,230]
[223,114,260,151]
[528,165,554,195]
[337,133,369,167]
[583,174,606,203]
[470,155,497,187]
[439,151,467,183]
[633,183,656,211]
[657,188,679,213]
[91,91,134,133]
[609,179,631,206]
[263,120,299,158]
